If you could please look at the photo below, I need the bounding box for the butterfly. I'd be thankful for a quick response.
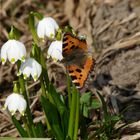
[62,33,95,89]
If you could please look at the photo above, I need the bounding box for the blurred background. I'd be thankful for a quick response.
[0,0,140,139]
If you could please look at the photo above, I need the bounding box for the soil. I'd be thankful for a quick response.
[0,0,140,139]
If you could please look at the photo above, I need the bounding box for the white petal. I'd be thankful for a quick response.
[19,58,42,81]
[45,26,55,39]
[48,41,63,61]
[48,44,54,57]
[20,58,32,71]
[17,97,27,114]
[1,40,26,64]
[22,66,32,79]
[37,17,59,39]
[0,40,11,64]
[4,94,14,108]
[48,41,62,55]
[30,59,42,81]
[36,63,42,77]
[45,17,59,30]
[8,46,20,64]
[37,20,46,38]
[8,99,18,114]
[20,59,32,79]
[32,60,42,77]
[16,41,26,61]
[4,93,27,115]
[51,49,63,61]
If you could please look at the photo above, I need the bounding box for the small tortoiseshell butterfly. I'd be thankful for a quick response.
[62,33,95,89]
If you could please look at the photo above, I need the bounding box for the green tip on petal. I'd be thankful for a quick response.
[21,111,25,116]
[11,58,15,64]
[40,38,45,42]
[23,74,27,80]
[50,33,54,39]
[11,110,15,116]
[52,57,58,62]
[1,58,5,62]
[1,58,6,64]
[47,54,50,59]
[2,106,6,110]
[33,74,38,81]
[21,56,25,62]
[42,39,45,42]
[17,71,21,76]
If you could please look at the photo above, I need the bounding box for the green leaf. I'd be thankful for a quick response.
[35,122,46,137]
[8,26,21,40]
[40,96,64,140]
[83,104,89,118]
[80,92,91,106]
[110,115,122,122]
[12,116,28,137]
[91,98,102,109]
[49,83,69,136]
[49,84,67,115]
[80,92,91,118]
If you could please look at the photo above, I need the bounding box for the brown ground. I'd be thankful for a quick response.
[0,0,140,139]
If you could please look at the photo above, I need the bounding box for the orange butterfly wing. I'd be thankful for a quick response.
[67,56,94,88]
[63,33,87,56]
[62,33,95,89]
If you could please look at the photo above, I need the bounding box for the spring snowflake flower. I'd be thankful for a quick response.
[0,40,26,65]
[47,40,63,61]
[18,58,42,81]
[4,93,27,116]
[37,17,59,39]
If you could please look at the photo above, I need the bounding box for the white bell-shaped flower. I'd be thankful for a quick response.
[0,40,26,65]
[47,40,63,61]
[4,93,27,116]
[37,17,59,39]
[18,58,42,81]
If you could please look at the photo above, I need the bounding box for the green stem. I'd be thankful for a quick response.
[21,116,31,137]
[67,74,71,108]
[73,92,80,140]
[17,61,35,137]
[29,12,38,44]
[40,75,47,97]
[68,87,77,139]
[19,77,34,137]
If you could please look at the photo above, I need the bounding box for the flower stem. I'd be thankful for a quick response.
[21,116,31,137]
[29,12,39,44]
[17,61,35,137]
[73,91,80,140]
[19,76,34,137]
[68,87,77,139]
[67,74,71,108]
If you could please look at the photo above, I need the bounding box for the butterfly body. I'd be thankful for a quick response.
[62,33,95,89]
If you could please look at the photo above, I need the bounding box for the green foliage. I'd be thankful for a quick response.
[41,96,64,140]
[80,92,102,118]
[12,116,28,137]
[88,91,124,140]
